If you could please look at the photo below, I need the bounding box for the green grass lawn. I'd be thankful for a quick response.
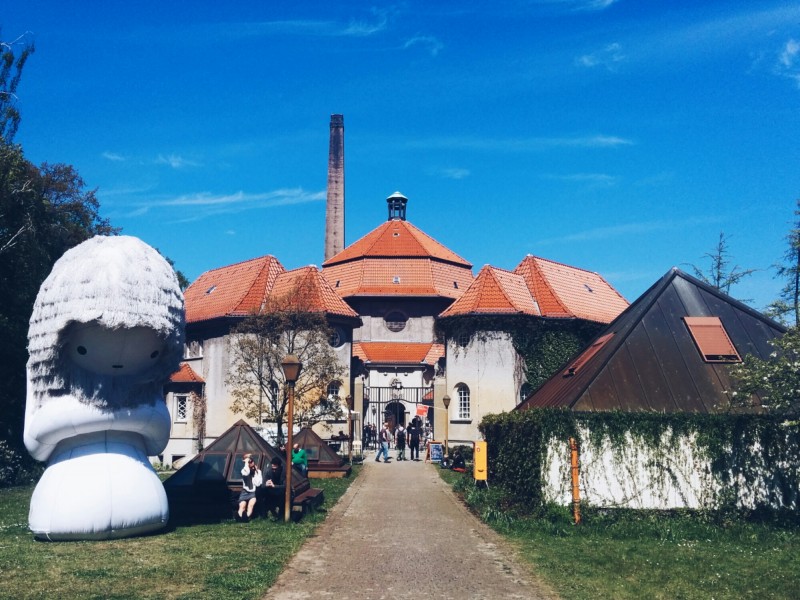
[0,469,358,600]
[440,469,800,600]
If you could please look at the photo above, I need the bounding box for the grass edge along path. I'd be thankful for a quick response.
[439,468,800,600]
[0,467,360,600]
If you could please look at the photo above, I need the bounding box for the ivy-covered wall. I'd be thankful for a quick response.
[480,409,800,513]
[435,315,603,390]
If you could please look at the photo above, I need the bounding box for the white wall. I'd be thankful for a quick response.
[543,427,799,510]
[445,332,524,444]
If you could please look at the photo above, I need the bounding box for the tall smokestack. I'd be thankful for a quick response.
[324,114,345,262]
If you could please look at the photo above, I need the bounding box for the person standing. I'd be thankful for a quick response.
[375,422,390,463]
[237,454,263,522]
[395,424,407,461]
[407,420,421,461]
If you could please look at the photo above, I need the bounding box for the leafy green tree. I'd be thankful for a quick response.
[688,231,755,297]
[766,200,800,326]
[731,327,800,417]
[0,144,117,452]
[226,280,346,444]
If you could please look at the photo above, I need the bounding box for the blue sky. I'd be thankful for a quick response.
[5,1,800,311]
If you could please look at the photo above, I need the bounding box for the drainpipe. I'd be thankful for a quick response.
[569,437,581,525]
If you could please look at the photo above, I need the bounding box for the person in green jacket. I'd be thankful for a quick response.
[291,443,308,476]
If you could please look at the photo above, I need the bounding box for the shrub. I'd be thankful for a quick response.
[0,440,43,488]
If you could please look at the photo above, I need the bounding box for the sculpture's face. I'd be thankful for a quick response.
[64,323,164,377]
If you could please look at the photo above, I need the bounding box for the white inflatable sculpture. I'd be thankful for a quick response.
[25,236,184,540]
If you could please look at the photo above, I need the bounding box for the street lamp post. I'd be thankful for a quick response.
[442,395,451,458]
[346,395,353,464]
[281,354,302,523]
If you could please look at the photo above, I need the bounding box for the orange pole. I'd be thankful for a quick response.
[569,437,581,525]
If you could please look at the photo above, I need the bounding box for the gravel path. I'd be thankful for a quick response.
[263,458,557,600]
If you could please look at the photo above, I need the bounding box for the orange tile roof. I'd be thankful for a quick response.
[185,255,284,323]
[323,219,472,267]
[170,362,204,383]
[353,342,444,366]
[439,266,542,317]
[323,258,473,299]
[184,256,358,324]
[514,255,629,323]
[269,267,359,319]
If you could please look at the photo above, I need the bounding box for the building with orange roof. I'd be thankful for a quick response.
[160,118,630,465]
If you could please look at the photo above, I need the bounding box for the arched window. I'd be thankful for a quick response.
[456,384,470,420]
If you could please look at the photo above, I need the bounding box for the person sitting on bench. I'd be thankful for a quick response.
[261,457,287,520]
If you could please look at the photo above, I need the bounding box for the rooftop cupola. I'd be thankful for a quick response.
[387,191,408,221]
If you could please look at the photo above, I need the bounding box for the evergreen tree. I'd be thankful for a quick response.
[766,200,800,326]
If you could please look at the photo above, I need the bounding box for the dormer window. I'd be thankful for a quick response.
[684,317,741,363]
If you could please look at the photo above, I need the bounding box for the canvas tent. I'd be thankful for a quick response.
[163,419,312,520]
[518,268,786,413]
[293,426,352,478]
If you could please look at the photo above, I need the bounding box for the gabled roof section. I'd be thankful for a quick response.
[323,219,471,268]
[514,255,629,323]
[517,268,786,414]
[184,255,284,323]
[353,342,444,366]
[169,362,205,384]
[439,265,542,317]
[321,220,474,299]
[270,266,359,320]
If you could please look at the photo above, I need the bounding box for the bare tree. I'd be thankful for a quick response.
[688,232,755,297]
[225,274,346,444]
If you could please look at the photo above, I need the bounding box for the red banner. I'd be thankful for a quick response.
[416,404,428,417]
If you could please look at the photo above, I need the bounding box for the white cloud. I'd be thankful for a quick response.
[776,38,800,88]
[575,42,626,70]
[102,151,125,162]
[440,167,470,180]
[542,173,617,185]
[408,133,634,151]
[127,188,326,223]
[538,215,724,245]
[156,154,201,169]
[404,35,444,57]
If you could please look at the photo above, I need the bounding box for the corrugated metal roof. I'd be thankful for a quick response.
[517,268,786,414]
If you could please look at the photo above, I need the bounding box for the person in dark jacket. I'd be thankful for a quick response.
[261,457,287,519]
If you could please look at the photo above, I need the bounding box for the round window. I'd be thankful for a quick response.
[384,311,407,332]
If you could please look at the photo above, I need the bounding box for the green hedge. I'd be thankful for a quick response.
[479,409,800,513]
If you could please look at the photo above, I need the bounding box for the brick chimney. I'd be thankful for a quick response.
[324,114,345,262]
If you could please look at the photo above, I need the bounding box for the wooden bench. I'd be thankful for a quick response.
[292,487,324,516]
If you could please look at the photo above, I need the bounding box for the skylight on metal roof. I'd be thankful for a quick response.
[684,317,741,363]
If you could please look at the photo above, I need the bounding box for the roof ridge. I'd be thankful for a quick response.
[484,266,519,310]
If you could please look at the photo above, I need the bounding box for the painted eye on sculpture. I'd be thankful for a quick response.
[150,350,160,359]
[77,346,88,355]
